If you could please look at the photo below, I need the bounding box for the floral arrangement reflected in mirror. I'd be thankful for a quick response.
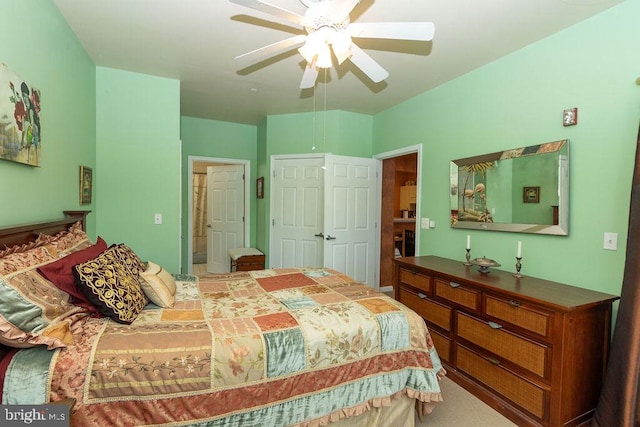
[459,161,495,223]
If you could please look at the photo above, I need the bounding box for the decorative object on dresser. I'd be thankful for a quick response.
[393,255,619,427]
[469,256,501,274]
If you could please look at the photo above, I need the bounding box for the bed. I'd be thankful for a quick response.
[0,213,444,426]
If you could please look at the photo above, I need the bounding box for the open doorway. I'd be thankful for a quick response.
[375,145,421,293]
[187,156,251,275]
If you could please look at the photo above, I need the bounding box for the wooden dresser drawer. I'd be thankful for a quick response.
[399,288,452,331]
[457,344,547,421]
[457,312,549,378]
[393,255,618,427]
[429,328,451,363]
[399,268,432,294]
[484,295,553,339]
[434,279,481,312]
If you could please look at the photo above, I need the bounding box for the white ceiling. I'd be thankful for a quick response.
[53,0,624,125]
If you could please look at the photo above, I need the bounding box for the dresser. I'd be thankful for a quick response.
[393,256,619,427]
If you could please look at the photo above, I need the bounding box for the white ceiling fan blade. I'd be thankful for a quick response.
[326,0,361,21]
[348,43,389,83]
[349,22,435,41]
[235,35,307,64]
[229,0,304,29]
[299,63,319,89]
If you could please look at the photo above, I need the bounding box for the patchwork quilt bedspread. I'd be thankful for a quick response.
[5,268,444,426]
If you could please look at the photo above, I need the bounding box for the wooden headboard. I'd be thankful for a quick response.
[0,210,90,359]
[0,210,90,249]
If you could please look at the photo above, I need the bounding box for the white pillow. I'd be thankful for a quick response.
[139,261,176,308]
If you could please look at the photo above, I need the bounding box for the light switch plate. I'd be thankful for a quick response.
[421,218,429,229]
[603,232,617,250]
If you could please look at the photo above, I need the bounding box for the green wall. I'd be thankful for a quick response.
[373,0,640,299]
[258,110,373,263]
[0,1,96,235]
[179,116,258,271]
[510,153,559,224]
[96,67,181,272]
[2,0,638,305]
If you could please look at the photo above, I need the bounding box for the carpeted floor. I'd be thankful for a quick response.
[417,376,516,426]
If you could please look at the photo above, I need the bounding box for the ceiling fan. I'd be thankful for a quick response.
[230,0,435,88]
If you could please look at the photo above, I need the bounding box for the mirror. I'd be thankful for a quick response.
[450,139,569,235]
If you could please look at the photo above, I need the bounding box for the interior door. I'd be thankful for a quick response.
[323,154,378,287]
[206,165,245,273]
[270,157,324,268]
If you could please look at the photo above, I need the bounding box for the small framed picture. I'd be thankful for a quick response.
[523,186,540,203]
[256,176,264,199]
[80,166,93,205]
[563,107,578,126]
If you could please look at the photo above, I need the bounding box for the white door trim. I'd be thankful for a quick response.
[373,144,422,293]
[187,155,251,275]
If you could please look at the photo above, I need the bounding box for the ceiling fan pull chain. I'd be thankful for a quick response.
[323,68,327,151]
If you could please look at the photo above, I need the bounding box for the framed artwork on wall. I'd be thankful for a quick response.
[523,186,540,203]
[256,177,264,199]
[80,166,93,205]
[0,64,42,167]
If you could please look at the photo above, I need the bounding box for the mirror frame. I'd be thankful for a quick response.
[450,139,569,236]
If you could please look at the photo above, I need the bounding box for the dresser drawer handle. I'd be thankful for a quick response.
[508,300,521,308]
[449,282,461,288]
[488,321,503,329]
[486,357,501,366]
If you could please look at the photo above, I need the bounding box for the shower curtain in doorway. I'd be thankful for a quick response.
[193,173,207,260]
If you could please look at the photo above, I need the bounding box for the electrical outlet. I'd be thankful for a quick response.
[603,232,617,250]
[154,213,163,225]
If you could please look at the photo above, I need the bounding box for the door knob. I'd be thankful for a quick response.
[206,224,212,228]
[314,232,324,238]
[325,235,336,240]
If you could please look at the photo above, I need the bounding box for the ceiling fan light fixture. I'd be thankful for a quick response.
[316,43,333,68]
[299,29,328,63]
[331,31,352,64]
[298,42,318,64]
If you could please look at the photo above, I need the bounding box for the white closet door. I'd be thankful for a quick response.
[323,154,378,286]
[270,157,324,268]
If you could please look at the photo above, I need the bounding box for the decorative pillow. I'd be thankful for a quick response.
[0,245,57,277]
[0,240,44,258]
[139,262,176,308]
[0,248,86,349]
[110,244,145,278]
[73,247,149,324]
[37,237,108,314]
[44,221,93,257]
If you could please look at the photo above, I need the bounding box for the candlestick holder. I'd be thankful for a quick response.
[513,257,524,278]
[463,248,472,266]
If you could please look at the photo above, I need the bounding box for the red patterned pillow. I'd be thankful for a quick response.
[37,237,108,314]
